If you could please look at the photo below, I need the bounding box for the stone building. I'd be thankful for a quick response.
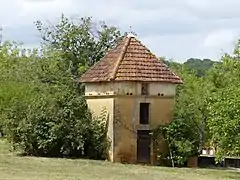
[79,33,182,164]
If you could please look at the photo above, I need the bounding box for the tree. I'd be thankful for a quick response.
[153,65,212,166]
[205,45,240,161]
[35,15,123,80]
[184,58,219,77]
[158,40,240,165]
[162,57,218,77]
[1,14,125,159]
[0,39,109,159]
[154,57,220,166]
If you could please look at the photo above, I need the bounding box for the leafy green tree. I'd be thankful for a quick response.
[158,41,240,165]
[35,15,123,80]
[1,14,124,159]
[153,65,213,166]
[162,57,218,77]
[206,45,240,161]
[0,41,109,159]
[184,58,219,77]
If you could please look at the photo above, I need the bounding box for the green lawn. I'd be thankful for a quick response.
[0,139,240,180]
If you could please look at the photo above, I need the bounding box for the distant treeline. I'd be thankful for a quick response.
[163,58,220,77]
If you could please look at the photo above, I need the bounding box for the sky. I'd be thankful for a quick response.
[1,0,240,62]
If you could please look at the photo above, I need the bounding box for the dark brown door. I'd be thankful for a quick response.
[137,130,151,164]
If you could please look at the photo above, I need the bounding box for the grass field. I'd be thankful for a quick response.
[0,139,240,180]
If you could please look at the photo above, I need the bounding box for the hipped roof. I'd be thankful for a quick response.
[79,34,183,84]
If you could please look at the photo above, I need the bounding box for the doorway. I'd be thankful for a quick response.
[137,130,151,164]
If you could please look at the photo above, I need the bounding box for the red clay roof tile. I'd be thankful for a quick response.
[79,34,183,84]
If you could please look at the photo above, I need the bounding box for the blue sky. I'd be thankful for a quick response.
[1,0,240,62]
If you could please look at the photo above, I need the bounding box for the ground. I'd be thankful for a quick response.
[0,139,240,180]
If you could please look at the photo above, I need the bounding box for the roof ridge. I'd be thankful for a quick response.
[110,37,131,80]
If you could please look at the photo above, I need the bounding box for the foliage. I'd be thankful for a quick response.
[162,57,219,77]
[184,58,220,77]
[2,13,240,166]
[160,40,240,164]
[0,17,115,159]
[35,14,123,79]
[152,67,212,166]
[205,47,240,161]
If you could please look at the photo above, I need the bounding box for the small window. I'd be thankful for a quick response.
[141,83,149,95]
[140,103,150,124]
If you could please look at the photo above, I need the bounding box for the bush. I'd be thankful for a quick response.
[3,89,109,159]
[0,43,110,160]
[152,119,200,167]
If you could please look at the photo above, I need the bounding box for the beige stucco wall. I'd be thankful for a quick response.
[113,97,136,163]
[84,81,176,164]
[113,96,175,164]
[86,98,114,161]
[85,82,176,96]
[149,83,176,96]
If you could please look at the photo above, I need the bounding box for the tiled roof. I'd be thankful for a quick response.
[79,34,183,84]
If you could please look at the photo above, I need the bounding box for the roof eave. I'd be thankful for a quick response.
[79,78,184,84]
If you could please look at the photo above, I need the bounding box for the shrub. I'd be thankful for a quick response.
[2,84,109,159]
[152,119,200,167]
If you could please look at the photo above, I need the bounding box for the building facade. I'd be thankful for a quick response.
[80,34,182,164]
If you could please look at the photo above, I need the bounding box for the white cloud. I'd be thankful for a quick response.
[1,0,240,62]
[185,0,240,19]
[141,33,208,61]
[203,29,239,48]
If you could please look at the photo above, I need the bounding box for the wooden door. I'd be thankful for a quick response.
[137,130,151,164]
